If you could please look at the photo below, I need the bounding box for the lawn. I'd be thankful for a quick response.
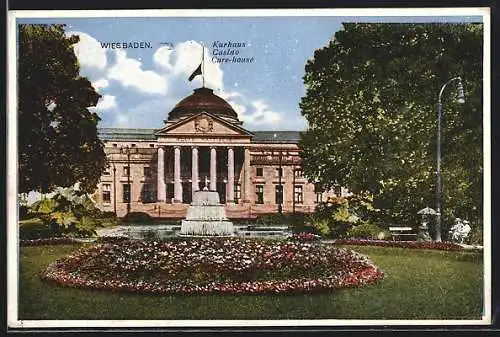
[18,243,484,320]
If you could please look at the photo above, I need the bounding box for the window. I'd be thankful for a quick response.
[102,184,111,203]
[103,168,111,176]
[131,143,136,148]
[276,168,283,178]
[113,143,117,147]
[142,184,154,203]
[256,167,263,177]
[143,166,151,177]
[122,184,131,202]
[275,185,283,204]
[294,185,303,204]
[234,184,241,204]
[123,166,130,177]
[255,185,264,204]
[149,144,155,148]
[294,168,303,178]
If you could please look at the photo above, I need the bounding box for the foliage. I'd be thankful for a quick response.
[20,237,81,246]
[346,223,385,240]
[42,238,383,295]
[333,239,476,251]
[300,23,483,235]
[254,213,308,227]
[121,212,154,223]
[309,195,380,238]
[467,226,483,245]
[26,186,113,237]
[18,24,107,194]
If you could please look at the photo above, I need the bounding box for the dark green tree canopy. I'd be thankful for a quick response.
[18,24,107,194]
[300,23,483,227]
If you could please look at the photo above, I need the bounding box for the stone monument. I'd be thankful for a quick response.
[180,185,234,236]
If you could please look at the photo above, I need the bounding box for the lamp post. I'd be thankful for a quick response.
[273,134,283,215]
[292,164,296,216]
[112,162,117,215]
[436,76,465,242]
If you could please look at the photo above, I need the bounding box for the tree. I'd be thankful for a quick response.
[18,24,107,194]
[299,23,483,233]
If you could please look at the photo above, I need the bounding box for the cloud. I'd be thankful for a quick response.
[243,100,281,124]
[108,49,168,95]
[68,31,107,70]
[153,41,224,91]
[92,78,109,90]
[95,95,117,110]
[69,32,289,130]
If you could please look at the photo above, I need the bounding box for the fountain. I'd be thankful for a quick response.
[180,186,234,236]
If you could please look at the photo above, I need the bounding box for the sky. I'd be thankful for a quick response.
[17,13,483,131]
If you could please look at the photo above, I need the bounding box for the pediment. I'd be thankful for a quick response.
[155,112,253,138]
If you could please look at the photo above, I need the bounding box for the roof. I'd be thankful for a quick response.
[98,128,158,141]
[250,131,302,143]
[98,128,302,143]
[168,87,239,121]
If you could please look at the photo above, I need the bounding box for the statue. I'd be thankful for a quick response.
[449,218,471,244]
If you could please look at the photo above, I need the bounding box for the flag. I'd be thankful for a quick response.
[188,63,202,81]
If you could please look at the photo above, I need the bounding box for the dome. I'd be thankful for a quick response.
[167,87,239,121]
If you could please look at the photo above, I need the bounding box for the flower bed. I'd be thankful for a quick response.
[333,239,465,251]
[42,238,384,295]
[20,237,81,246]
[291,232,321,242]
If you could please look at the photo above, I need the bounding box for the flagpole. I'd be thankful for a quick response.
[202,44,205,88]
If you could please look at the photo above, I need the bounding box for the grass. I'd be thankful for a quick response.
[18,243,484,321]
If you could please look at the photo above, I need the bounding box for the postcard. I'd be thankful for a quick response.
[7,8,491,329]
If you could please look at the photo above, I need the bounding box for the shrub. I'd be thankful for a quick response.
[309,194,380,239]
[468,226,483,245]
[121,212,153,223]
[102,211,117,218]
[254,213,306,227]
[310,218,330,237]
[19,219,54,240]
[25,186,106,238]
[346,223,384,240]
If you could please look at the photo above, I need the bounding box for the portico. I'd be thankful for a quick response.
[156,144,243,205]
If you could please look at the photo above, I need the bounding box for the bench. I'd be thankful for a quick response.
[389,227,417,241]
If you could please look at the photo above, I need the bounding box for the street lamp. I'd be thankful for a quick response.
[273,133,283,215]
[436,76,465,242]
[112,162,117,215]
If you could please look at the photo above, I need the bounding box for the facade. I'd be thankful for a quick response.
[95,87,343,218]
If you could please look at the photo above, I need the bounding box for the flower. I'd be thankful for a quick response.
[41,238,384,295]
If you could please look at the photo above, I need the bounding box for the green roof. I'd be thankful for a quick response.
[98,128,158,141]
[97,128,302,143]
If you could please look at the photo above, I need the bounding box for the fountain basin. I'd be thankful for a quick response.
[180,189,234,236]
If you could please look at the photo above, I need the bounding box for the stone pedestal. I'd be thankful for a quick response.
[180,189,234,236]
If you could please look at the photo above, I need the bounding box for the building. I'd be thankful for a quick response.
[95,87,342,218]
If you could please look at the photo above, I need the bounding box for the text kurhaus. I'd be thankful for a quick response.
[212,41,246,48]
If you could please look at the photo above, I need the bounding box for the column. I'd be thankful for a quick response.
[191,146,199,198]
[210,146,217,191]
[243,147,251,203]
[174,146,182,203]
[227,147,234,204]
[157,147,166,202]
